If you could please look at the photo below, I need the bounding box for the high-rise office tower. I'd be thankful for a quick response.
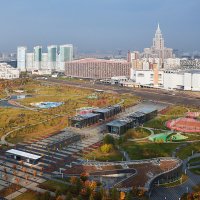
[34,46,42,69]
[59,44,73,71]
[41,53,48,69]
[153,24,164,50]
[17,46,27,71]
[143,24,173,64]
[60,44,73,62]
[26,53,34,71]
[48,45,57,70]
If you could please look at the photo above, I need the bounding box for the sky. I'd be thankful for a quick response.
[0,0,200,53]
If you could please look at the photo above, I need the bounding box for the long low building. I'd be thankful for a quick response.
[6,149,41,164]
[107,107,157,135]
[130,68,200,91]
[163,70,200,91]
[69,113,100,128]
[70,105,122,128]
[65,58,132,79]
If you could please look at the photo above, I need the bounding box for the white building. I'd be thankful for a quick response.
[163,70,200,91]
[131,69,164,87]
[164,58,181,69]
[17,46,27,71]
[111,76,128,84]
[0,63,19,79]
[26,53,34,71]
[17,44,74,73]
[41,53,48,70]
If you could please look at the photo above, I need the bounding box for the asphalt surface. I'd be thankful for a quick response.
[42,78,200,107]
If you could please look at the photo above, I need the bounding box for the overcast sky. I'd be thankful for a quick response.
[0,0,199,53]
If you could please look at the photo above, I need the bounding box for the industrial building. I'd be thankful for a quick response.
[69,113,100,128]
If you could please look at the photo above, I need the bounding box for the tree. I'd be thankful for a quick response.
[65,192,72,200]
[33,170,37,177]
[103,135,115,145]
[111,187,119,200]
[56,196,63,200]
[125,192,132,200]
[89,193,95,200]
[80,172,89,182]
[70,176,78,184]
[120,191,126,200]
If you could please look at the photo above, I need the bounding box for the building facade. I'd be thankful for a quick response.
[34,46,42,69]
[17,46,27,71]
[65,58,132,79]
[17,44,73,73]
[143,24,173,61]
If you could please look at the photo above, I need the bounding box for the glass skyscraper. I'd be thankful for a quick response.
[17,46,27,71]
[60,44,73,62]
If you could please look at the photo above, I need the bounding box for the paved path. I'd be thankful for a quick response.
[150,154,200,200]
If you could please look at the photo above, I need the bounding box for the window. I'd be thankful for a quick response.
[137,73,144,77]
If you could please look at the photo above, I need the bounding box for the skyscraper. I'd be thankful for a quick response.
[17,46,27,71]
[60,44,73,62]
[59,44,73,71]
[152,24,164,50]
[34,46,42,69]
[47,45,57,70]
[143,24,173,63]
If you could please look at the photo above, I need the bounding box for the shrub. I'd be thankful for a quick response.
[103,135,115,145]
[100,144,113,153]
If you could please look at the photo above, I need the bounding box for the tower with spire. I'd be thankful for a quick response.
[153,24,164,50]
[143,23,173,67]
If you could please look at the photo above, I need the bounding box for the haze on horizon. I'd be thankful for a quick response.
[0,0,199,53]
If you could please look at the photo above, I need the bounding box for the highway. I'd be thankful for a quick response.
[42,78,200,107]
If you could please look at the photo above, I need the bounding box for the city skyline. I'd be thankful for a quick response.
[0,0,200,53]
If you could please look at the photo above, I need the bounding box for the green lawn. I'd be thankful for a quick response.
[190,168,200,175]
[14,191,39,200]
[164,106,188,116]
[160,174,188,188]
[177,142,200,159]
[188,157,200,165]
[124,127,151,140]
[144,116,172,130]
[121,141,179,160]
[39,180,68,194]
[85,147,123,162]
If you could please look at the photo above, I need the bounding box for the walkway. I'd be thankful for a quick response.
[150,153,200,200]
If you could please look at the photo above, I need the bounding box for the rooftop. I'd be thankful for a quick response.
[6,149,41,160]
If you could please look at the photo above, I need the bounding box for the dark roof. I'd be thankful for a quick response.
[137,107,157,114]
[106,118,134,127]
[93,105,120,113]
[72,113,100,121]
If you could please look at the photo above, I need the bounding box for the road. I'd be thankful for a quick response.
[42,78,200,107]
